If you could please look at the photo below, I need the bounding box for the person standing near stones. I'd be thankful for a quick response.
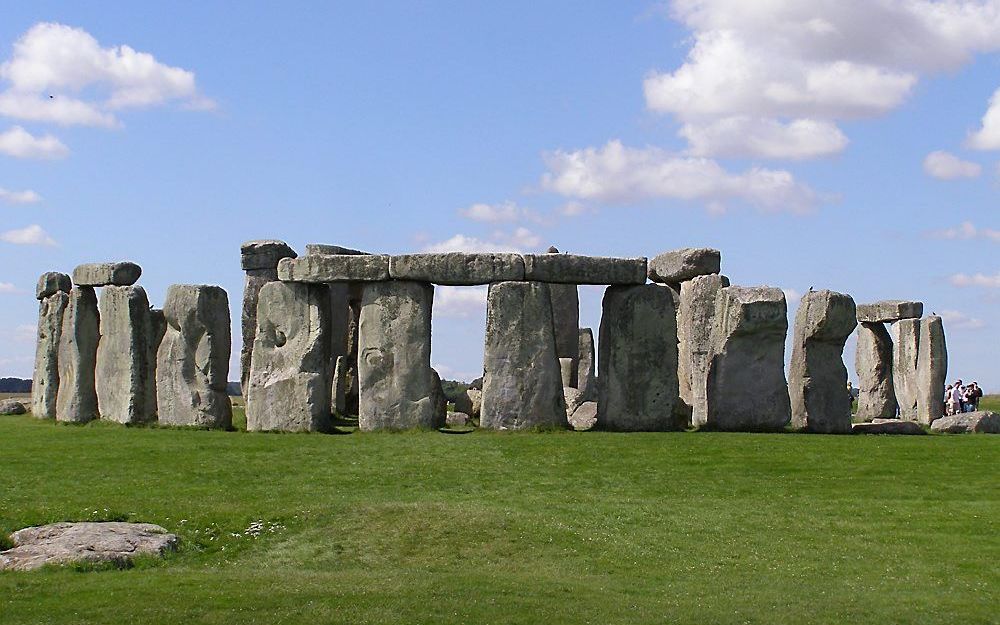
[945,384,956,416]
[970,382,983,411]
[951,380,964,414]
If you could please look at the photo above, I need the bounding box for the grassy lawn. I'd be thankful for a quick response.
[1,412,997,625]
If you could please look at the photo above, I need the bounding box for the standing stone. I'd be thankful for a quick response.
[678,274,730,426]
[891,319,920,421]
[559,357,577,389]
[358,281,441,430]
[56,287,100,423]
[481,282,567,430]
[344,286,363,416]
[550,283,580,361]
[156,285,233,428]
[146,309,167,419]
[916,316,947,425]
[331,355,347,415]
[705,286,791,431]
[240,240,296,403]
[32,272,71,418]
[597,284,681,431]
[466,388,483,419]
[577,328,596,401]
[789,290,857,433]
[95,286,156,425]
[855,322,896,421]
[430,368,448,426]
[246,281,331,432]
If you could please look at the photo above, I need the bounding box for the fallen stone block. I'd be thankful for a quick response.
[446,411,471,427]
[570,401,598,431]
[0,522,177,571]
[389,252,525,285]
[856,300,923,323]
[647,248,721,285]
[852,419,925,435]
[522,254,647,285]
[0,399,26,415]
[930,411,1000,434]
[278,254,390,283]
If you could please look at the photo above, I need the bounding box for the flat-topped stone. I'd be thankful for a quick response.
[852,419,926,435]
[278,255,390,283]
[72,262,141,287]
[856,300,923,323]
[36,272,71,299]
[930,411,1000,434]
[0,522,177,571]
[648,248,721,285]
[389,252,525,285]
[240,240,297,271]
[522,254,647,285]
[305,244,368,256]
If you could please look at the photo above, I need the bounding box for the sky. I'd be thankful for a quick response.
[2,1,1000,387]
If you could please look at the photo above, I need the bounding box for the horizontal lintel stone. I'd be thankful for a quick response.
[522,254,647,285]
[240,240,297,271]
[856,300,923,323]
[278,254,390,283]
[648,248,721,284]
[72,262,142,287]
[389,253,525,285]
[304,244,369,256]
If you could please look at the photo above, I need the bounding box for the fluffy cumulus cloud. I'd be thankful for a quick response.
[540,140,818,213]
[434,285,488,319]
[0,125,68,159]
[949,271,1000,288]
[458,201,539,223]
[423,227,542,253]
[928,220,1000,241]
[647,1,1000,160]
[939,309,986,330]
[967,87,1000,150]
[922,150,982,179]
[0,224,56,246]
[0,186,41,204]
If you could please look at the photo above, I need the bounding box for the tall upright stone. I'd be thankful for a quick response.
[357,280,441,430]
[705,286,791,431]
[916,316,947,425]
[789,290,857,433]
[481,281,567,430]
[156,285,233,429]
[240,240,296,402]
[56,287,100,423]
[678,274,730,426]
[855,322,896,421]
[246,281,331,432]
[891,319,920,421]
[32,272,71,418]
[577,328,596,401]
[597,284,681,431]
[546,248,580,384]
[95,286,156,424]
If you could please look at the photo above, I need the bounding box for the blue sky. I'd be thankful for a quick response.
[2,2,1000,387]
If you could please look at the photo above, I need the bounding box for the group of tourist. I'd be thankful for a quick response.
[945,380,983,415]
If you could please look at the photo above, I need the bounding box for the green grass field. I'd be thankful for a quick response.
[1,410,998,625]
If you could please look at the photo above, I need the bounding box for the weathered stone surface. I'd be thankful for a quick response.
[389,253,524,285]
[564,386,584,418]
[431,368,448,426]
[678,274,730,426]
[705,286,791,431]
[930,411,1000,434]
[891,319,920,421]
[72,262,141,287]
[648,248,721,285]
[570,401,598,431]
[247,281,332,432]
[35,271,71,300]
[56,287,100,423]
[0,522,177,571]
[789,290,857,433]
[467,388,482,418]
[0,399,26,415]
[857,300,923,324]
[147,309,166,418]
[278,254,390,283]
[331,355,348,414]
[852,419,926,435]
[522,254,647,285]
[240,240,297,271]
[156,285,232,428]
[446,411,471,427]
[304,244,367,256]
[855,322,896,421]
[598,284,681,431]
[95,286,156,424]
[481,281,567,430]
[577,328,596,401]
[549,282,581,364]
[358,281,441,430]
[559,357,578,389]
[31,291,69,418]
[916,316,947,425]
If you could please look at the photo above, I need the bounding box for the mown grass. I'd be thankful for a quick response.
[1,413,997,625]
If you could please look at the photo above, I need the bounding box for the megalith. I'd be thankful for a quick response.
[916,315,947,425]
[705,286,791,431]
[56,287,100,423]
[32,272,71,418]
[855,322,897,421]
[357,280,441,430]
[647,247,721,287]
[240,240,296,402]
[678,274,730,426]
[95,285,156,424]
[789,290,857,433]
[481,281,567,430]
[246,281,331,432]
[156,285,233,428]
[577,328,596,401]
[550,282,580,362]
[597,284,682,431]
[891,319,920,421]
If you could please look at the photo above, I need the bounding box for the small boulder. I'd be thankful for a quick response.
[446,411,471,427]
[564,386,584,417]
[930,411,1000,434]
[852,419,926,435]
[0,522,177,571]
[0,399,27,415]
[569,402,598,431]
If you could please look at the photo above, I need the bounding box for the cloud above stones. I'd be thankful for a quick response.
[0,224,56,246]
[967,86,1000,150]
[422,227,542,254]
[0,187,41,204]
[0,126,68,159]
[949,271,1000,288]
[928,220,1000,242]
[922,150,982,179]
[938,309,986,330]
[434,285,488,319]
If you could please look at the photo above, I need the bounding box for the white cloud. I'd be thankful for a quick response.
[430,363,480,384]
[949,271,1000,288]
[0,224,56,246]
[782,288,802,303]
[0,22,213,127]
[458,201,536,223]
[923,150,982,179]
[557,201,594,217]
[434,285,488,319]
[540,140,818,213]
[967,86,1000,150]
[0,187,41,204]
[423,227,542,254]
[928,220,1000,241]
[0,282,17,293]
[938,309,985,330]
[681,117,848,159]
[0,125,68,159]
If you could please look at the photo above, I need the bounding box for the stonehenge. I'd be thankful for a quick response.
[891,319,921,421]
[855,323,897,421]
[678,274,730,426]
[56,286,100,423]
[576,328,596,401]
[31,273,71,418]
[96,285,157,424]
[916,316,947,425]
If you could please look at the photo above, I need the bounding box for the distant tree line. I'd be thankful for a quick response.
[0,378,31,393]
